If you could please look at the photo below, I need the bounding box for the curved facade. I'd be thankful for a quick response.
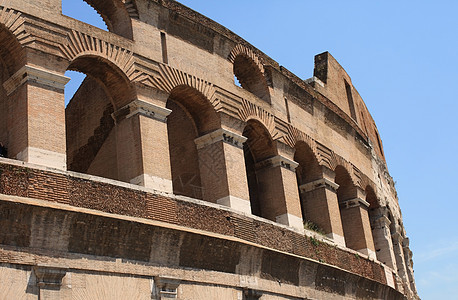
[0,0,418,299]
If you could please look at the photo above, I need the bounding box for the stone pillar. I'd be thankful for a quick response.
[3,65,69,169]
[370,208,397,269]
[402,237,417,295]
[255,155,303,230]
[113,99,173,193]
[194,128,251,214]
[299,167,345,246]
[339,192,376,259]
[392,231,408,281]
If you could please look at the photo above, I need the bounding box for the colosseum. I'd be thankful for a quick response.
[0,0,419,299]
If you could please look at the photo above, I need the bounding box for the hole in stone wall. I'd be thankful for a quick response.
[62,0,108,31]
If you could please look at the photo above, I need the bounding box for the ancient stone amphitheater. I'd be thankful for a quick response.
[0,0,419,299]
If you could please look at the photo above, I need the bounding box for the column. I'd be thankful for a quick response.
[3,65,69,169]
[113,99,173,193]
[370,208,397,269]
[255,155,303,230]
[339,188,376,258]
[392,231,408,281]
[402,237,418,295]
[299,168,345,246]
[194,128,251,214]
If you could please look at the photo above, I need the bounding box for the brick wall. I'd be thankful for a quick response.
[0,161,388,284]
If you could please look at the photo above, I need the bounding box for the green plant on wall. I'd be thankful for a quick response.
[304,220,325,236]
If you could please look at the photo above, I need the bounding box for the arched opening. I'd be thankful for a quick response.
[62,0,133,39]
[294,141,322,229]
[335,165,361,251]
[233,55,270,103]
[65,55,136,180]
[166,85,220,199]
[62,0,108,32]
[0,23,26,159]
[243,120,277,219]
[0,58,9,158]
[365,186,384,260]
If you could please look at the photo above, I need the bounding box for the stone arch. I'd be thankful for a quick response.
[152,65,218,130]
[66,54,136,109]
[285,125,318,160]
[59,30,135,88]
[0,8,28,159]
[166,85,221,199]
[0,7,28,77]
[294,140,323,226]
[335,165,358,203]
[294,141,322,186]
[65,54,136,179]
[79,0,135,39]
[243,119,278,219]
[335,165,368,252]
[238,99,280,140]
[229,44,270,103]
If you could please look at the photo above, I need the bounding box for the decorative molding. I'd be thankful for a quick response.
[352,165,363,188]
[316,142,338,170]
[0,6,33,46]
[299,178,339,193]
[150,64,217,104]
[153,276,180,299]
[194,128,247,150]
[284,124,318,157]
[228,44,264,74]
[339,197,370,209]
[255,155,299,172]
[59,30,135,77]
[238,98,281,140]
[33,266,67,288]
[114,99,172,123]
[3,65,70,95]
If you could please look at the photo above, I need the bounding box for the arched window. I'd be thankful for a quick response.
[233,56,271,103]
[62,0,133,39]
[0,21,26,160]
[62,0,108,31]
[65,55,136,180]
[243,120,277,219]
[166,86,220,200]
[335,165,375,257]
[0,58,9,158]
[294,142,322,228]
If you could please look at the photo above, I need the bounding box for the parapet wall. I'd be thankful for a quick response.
[0,159,403,299]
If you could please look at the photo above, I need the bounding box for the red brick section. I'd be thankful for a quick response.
[0,162,386,285]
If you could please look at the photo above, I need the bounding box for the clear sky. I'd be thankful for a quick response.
[63,1,458,299]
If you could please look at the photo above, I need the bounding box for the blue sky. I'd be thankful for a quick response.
[63,1,458,298]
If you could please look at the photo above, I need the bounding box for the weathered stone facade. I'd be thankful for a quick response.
[0,0,418,299]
